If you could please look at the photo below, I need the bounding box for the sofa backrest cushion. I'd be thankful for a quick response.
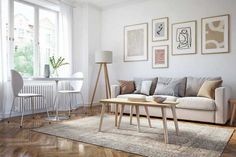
[118,80,135,94]
[185,77,222,96]
[197,80,223,99]
[154,77,187,97]
[134,77,158,95]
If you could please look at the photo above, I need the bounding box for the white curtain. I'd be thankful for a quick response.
[58,2,73,76]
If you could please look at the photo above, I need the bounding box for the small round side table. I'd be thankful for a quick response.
[229,99,236,125]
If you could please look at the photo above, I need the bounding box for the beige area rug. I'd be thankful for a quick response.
[34,115,234,157]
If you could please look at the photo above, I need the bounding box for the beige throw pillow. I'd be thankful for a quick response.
[119,80,135,94]
[197,80,222,99]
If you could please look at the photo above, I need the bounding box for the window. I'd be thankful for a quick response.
[11,0,58,77]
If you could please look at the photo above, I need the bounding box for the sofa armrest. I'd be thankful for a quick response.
[215,86,231,124]
[111,85,120,98]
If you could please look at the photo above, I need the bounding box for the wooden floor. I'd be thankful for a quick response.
[0,106,236,157]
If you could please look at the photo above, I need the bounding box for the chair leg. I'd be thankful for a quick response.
[31,97,35,119]
[79,93,85,113]
[68,94,72,118]
[8,97,16,123]
[20,99,26,128]
[43,96,50,118]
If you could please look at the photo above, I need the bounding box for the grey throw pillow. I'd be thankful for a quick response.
[134,77,158,95]
[154,80,181,96]
[140,80,152,95]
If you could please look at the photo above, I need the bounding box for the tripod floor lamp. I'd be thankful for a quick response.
[90,51,112,108]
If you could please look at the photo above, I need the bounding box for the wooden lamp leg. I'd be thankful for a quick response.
[90,64,102,108]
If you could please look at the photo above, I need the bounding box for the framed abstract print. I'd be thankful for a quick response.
[152,45,168,68]
[152,17,168,41]
[172,21,197,55]
[202,14,229,54]
[124,23,148,62]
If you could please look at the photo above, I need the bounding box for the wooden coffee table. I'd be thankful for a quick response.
[98,98,179,144]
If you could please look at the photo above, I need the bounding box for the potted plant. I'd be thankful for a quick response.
[49,56,69,77]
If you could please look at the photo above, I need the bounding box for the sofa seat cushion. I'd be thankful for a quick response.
[176,97,216,111]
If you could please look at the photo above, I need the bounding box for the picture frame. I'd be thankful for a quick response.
[201,14,229,54]
[152,17,169,41]
[172,21,197,55]
[124,23,148,62]
[152,45,168,68]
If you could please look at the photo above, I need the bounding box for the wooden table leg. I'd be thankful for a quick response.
[144,106,152,128]
[161,107,168,144]
[115,103,118,127]
[130,105,134,125]
[135,105,141,132]
[171,105,179,135]
[118,104,125,129]
[98,103,106,132]
[230,104,236,126]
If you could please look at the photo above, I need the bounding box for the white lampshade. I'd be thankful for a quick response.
[95,51,112,64]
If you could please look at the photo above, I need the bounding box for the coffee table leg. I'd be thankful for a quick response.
[98,103,106,132]
[144,106,152,128]
[230,104,236,126]
[115,103,118,127]
[135,105,141,132]
[118,104,125,129]
[130,105,134,125]
[161,107,168,144]
[171,105,179,135]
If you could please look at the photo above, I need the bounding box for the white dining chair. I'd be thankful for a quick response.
[56,72,85,118]
[8,69,49,128]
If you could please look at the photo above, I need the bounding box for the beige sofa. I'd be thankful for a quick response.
[110,77,231,124]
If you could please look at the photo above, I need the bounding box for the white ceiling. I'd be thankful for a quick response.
[64,0,137,9]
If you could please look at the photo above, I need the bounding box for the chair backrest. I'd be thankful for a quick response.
[70,72,84,92]
[11,69,23,97]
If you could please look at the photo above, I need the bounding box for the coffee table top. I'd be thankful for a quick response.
[100,98,178,107]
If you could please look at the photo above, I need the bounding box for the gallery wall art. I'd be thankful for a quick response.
[201,14,229,54]
[152,17,168,41]
[124,23,148,62]
[152,45,168,68]
[172,21,197,55]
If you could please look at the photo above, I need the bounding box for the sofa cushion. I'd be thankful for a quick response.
[185,77,222,96]
[140,80,152,95]
[197,80,223,99]
[133,77,158,95]
[118,80,135,94]
[154,77,187,97]
[177,97,216,111]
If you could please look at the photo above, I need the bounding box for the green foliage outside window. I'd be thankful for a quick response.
[14,43,33,77]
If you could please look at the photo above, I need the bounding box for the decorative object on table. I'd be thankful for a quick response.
[172,21,197,55]
[44,64,50,78]
[49,56,69,77]
[201,14,229,54]
[127,95,147,102]
[152,17,168,41]
[153,96,167,103]
[90,51,112,107]
[152,45,168,68]
[124,23,148,62]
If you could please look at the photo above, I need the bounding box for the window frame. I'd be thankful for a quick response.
[9,0,59,77]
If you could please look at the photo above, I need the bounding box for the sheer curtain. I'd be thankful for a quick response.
[58,2,73,76]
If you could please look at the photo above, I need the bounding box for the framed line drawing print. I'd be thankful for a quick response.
[202,14,229,54]
[124,23,148,62]
[172,21,197,55]
[152,45,168,68]
[152,17,168,41]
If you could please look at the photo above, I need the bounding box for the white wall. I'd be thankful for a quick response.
[101,0,236,97]
[73,4,103,105]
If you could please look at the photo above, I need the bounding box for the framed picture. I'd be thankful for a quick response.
[124,23,148,62]
[152,45,168,68]
[152,17,168,41]
[172,21,197,55]
[201,14,229,54]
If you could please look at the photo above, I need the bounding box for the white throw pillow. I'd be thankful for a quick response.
[140,80,152,95]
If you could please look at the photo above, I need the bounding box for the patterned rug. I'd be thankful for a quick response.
[34,115,233,157]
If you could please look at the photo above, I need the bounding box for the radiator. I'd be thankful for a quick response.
[14,83,55,112]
